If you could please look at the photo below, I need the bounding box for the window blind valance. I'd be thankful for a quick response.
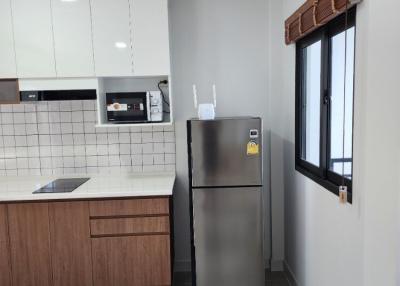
[285,0,361,45]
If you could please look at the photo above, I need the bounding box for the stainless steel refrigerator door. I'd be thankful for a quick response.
[190,118,262,187]
[193,187,264,286]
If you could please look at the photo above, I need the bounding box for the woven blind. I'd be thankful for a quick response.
[285,0,361,45]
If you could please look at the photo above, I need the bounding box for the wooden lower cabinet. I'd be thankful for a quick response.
[49,202,93,286]
[0,205,12,286]
[4,197,171,286]
[92,235,171,286]
[8,203,53,286]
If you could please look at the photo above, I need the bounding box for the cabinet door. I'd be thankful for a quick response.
[51,0,95,77]
[49,202,93,286]
[11,0,56,78]
[0,0,17,78]
[130,0,170,76]
[90,0,133,76]
[92,235,171,286]
[0,205,12,286]
[8,203,52,286]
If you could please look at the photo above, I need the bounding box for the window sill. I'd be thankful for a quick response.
[295,165,353,204]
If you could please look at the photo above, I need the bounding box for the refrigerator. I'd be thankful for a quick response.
[187,117,264,286]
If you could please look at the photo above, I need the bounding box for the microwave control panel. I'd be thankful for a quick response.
[148,91,163,122]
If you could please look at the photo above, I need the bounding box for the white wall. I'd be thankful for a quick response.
[269,0,400,285]
[169,0,271,270]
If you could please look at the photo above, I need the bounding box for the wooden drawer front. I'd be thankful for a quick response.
[89,198,169,217]
[90,216,170,237]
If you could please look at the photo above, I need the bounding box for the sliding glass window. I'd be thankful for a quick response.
[295,8,356,202]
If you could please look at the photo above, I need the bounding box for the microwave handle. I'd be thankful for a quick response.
[146,92,151,121]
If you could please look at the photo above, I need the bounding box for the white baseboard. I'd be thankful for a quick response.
[174,260,191,272]
[284,260,299,286]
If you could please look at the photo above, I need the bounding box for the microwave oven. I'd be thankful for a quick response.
[106,91,163,123]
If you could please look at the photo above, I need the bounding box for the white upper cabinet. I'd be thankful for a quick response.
[51,0,95,77]
[0,0,17,78]
[130,0,170,76]
[11,0,56,78]
[90,0,133,77]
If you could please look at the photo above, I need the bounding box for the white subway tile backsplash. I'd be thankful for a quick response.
[3,136,15,147]
[12,104,24,113]
[48,102,60,112]
[85,134,96,145]
[36,102,48,112]
[39,135,51,146]
[143,154,153,165]
[108,144,119,155]
[97,156,109,167]
[154,154,164,165]
[164,143,175,153]
[85,145,97,156]
[164,132,175,143]
[96,134,108,145]
[59,101,71,112]
[51,146,63,157]
[26,124,38,135]
[24,104,36,113]
[83,100,95,111]
[96,145,108,156]
[61,123,73,133]
[119,133,130,144]
[120,144,130,155]
[1,113,13,124]
[132,154,143,166]
[14,124,26,136]
[39,146,52,157]
[142,133,153,143]
[84,111,96,122]
[13,113,25,124]
[63,157,74,168]
[73,134,85,145]
[27,146,40,157]
[50,135,62,146]
[17,158,28,169]
[142,143,153,154]
[120,155,131,166]
[74,145,85,156]
[165,154,176,164]
[71,101,82,111]
[16,147,28,158]
[38,123,50,134]
[72,111,83,123]
[107,133,119,144]
[62,134,73,145]
[1,105,13,113]
[49,112,61,123]
[2,125,14,135]
[62,146,74,157]
[0,100,175,175]
[37,112,49,123]
[60,112,72,123]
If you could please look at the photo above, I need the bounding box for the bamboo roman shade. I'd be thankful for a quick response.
[285,0,361,45]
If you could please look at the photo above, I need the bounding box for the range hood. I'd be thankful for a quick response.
[19,78,98,101]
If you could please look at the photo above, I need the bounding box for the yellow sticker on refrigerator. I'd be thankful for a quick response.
[247,141,259,155]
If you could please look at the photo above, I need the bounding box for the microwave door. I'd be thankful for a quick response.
[106,92,148,123]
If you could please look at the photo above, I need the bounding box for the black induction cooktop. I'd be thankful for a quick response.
[33,178,90,194]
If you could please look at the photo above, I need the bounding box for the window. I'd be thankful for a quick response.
[295,8,356,202]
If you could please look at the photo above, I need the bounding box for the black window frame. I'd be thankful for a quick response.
[295,7,356,203]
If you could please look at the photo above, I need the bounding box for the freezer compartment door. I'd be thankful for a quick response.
[189,118,262,187]
[192,187,264,286]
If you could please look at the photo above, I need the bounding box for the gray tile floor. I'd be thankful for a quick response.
[174,270,292,286]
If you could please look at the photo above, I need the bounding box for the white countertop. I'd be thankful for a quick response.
[0,172,175,202]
